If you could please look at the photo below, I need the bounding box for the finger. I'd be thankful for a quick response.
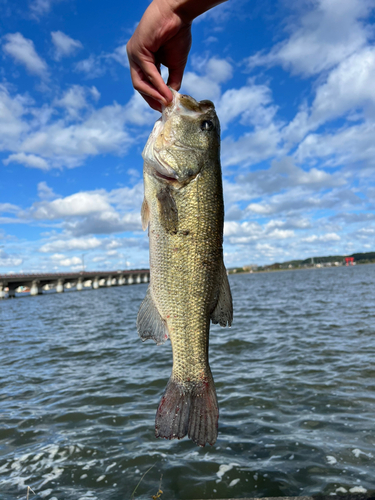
[129,62,168,106]
[127,44,173,102]
[166,66,185,91]
[127,42,171,104]
[139,93,163,112]
[139,59,173,102]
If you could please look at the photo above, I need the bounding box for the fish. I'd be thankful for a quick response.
[137,90,233,447]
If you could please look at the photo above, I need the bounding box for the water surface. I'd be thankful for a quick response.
[1,265,375,499]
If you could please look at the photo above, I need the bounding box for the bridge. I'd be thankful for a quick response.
[0,269,149,299]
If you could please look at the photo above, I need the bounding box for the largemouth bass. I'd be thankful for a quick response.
[137,90,233,447]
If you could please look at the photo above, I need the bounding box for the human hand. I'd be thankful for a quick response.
[126,0,192,112]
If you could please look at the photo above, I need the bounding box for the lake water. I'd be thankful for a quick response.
[1,264,375,500]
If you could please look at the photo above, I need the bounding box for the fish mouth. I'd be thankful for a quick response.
[142,90,214,182]
[142,116,179,181]
[162,89,214,120]
[153,168,178,183]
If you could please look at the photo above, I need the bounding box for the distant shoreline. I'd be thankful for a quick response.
[228,260,375,276]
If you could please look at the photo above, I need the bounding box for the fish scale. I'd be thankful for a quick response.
[137,90,233,446]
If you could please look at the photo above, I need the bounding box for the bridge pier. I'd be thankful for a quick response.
[56,279,64,293]
[0,270,149,298]
[30,280,42,296]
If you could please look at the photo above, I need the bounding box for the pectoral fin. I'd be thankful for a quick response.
[137,287,169,345]
[141,198,150,231]
[211,261,233,327]
[157,187,178,233]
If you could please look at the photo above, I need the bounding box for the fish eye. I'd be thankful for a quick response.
[201,120,214,131]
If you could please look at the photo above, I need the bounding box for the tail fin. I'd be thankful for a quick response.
[155,375,218,447]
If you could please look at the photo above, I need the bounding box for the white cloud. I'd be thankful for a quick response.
[0,203,19,213]
[357,227,375,235]
[181,57,233,102]
[303,233,341,242]
[31,192,112,220]
[2,33,48,78]
[0,85,30,150]
[217,84,276,130]
[247,0,372,76]
[3,153,49,170]
[268,228,295,239]
[107,184,144,210]
[59,256,83,266]
[75,54,106,79]
[92,256,105,263]
[3,77,281,171]
[224,220,295,244]
[123,92,158,126]
[18,101,135,169]
[0,256,23,267]
[54,85,89,118]
[75,45,132,78]
[192,56,233,83]
[89,86,100,101]
[0,248,23,267]
[243,184,363,218]
[38,182,57,200]
[29,0,56,17]
[28,185,143,236]
[284,46,375,144]
[247,203,273,215]
[295,121,375,169]
[310,47,375,125]
[254,242,280,257]
[111,44,129,68]
[39,237,102,253]
[51,31,83,60]
[222,123,283,168]
[182,72,221,102]
[50,253,66,261]
[63,212,142,237]
[238,157,343,198]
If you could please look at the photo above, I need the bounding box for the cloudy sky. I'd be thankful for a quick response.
[1,0,374,273]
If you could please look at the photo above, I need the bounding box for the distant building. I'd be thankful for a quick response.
[243,264,258,271]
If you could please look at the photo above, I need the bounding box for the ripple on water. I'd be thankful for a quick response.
[1,266,375,498]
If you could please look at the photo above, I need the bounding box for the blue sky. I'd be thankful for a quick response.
[1,0,374,273]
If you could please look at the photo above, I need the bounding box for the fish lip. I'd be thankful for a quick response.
[144,155,179,182]
[162,89,212,120]
[153,169,178,183]
[142,90,210,181]
[142,117,179,180]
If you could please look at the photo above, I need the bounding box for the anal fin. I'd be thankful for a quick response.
[137,287,169,345]
[211,261,233,327]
